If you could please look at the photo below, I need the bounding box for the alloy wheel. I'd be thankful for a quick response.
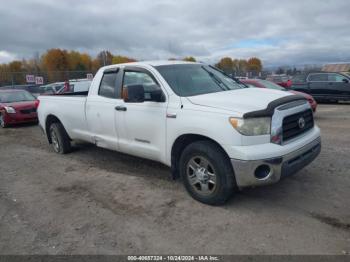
[50,129,60,152]
[186,156,217,196]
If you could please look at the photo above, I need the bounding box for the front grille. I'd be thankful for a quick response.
[20,108,37,114]
[282,109,314,142]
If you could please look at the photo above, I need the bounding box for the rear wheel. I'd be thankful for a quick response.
[0,114,7,128]
[49,122,71,154]
[179,141,236,205]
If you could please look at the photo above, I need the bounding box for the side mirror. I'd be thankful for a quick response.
[342,78,349,83]
[123,85,144,103]
[149,90,165,102]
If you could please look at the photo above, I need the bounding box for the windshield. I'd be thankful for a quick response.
[155,64,246,96]
[0,90,36,103]
[259,80,286,91]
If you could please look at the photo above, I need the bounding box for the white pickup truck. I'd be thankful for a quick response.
[38,61,321,205]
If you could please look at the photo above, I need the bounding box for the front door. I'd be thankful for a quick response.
[327,73,350,100]
[116,67,168,162]
[308,73,329,99]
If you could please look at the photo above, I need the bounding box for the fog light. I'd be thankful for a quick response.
[254,165,271,179]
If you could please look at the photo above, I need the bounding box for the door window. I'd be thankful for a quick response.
[99,71,121,98]
[328,73,346,82]
[292,75,306,83]
[308,73,327,82]
[123,70,164,101]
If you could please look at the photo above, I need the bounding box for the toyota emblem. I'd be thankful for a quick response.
[298,117,306,129]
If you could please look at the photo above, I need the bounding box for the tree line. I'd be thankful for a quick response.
[0,48,262,86]
[215,57,263,77]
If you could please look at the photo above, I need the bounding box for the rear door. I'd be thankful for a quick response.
[115,66,168,162]
[85,68,123,150]
[327,73,350,100]
[307,73,329,99]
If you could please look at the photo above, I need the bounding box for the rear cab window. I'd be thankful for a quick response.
[98,68,122,99]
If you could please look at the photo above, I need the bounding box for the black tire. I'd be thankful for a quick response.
[0,114,7,128]
[179,141,237,205]
[49,122,71,154]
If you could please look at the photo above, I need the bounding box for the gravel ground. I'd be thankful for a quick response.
[0,104,349,255]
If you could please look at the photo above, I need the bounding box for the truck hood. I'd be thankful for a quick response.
[187,88,292,115]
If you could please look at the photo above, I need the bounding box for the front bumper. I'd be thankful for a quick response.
[231,137,321,188]
[4,112,38,124]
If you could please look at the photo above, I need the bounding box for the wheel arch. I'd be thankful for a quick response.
[170,133,231,180]
[45,114,70,143]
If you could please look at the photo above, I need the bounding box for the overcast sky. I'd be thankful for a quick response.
[1,0,350,66]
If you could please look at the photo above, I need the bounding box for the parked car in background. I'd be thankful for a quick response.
[70,79,92,93]
[41,79,91,95]
[291,72,350,102]
[235,76,248,80]
[242,79,317,112]
[40,82,67,95]
[266,75,292,88]
[0,89,39,128]
[0,84,43,97]
[38,61,321,205]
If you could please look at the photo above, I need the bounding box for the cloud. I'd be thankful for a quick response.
[0,0,349,66]
[0,51,17,63]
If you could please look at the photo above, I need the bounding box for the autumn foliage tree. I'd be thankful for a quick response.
[0,48,263,86]
[96,50,113,66]
[0,48,139,86]
[67,51,92,71]
[43,49,69,71]
[216,57,234,74]
[216,57,262,76]
[183,56,196,62]
[247,57,263,74]
[232,59,248,76]
[42,49,70,81]
[112,55,137,64]
[8,61,23,84]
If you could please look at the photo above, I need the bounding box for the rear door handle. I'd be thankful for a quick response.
[115,106,127,111]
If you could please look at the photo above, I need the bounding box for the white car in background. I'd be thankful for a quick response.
[41,79,92,94]
[70,79,92,93]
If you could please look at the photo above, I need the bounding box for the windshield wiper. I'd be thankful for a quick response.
[201,66,230,91]
[208,65,248,88]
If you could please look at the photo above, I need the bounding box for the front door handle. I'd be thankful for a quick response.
[115,106,127,111]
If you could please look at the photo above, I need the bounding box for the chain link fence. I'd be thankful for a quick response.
[0,70,96,88]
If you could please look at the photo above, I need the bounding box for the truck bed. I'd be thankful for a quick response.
[38,94,89,141]
[39,91,89,97]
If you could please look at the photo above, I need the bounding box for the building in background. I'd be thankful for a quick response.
[322,63,350,73]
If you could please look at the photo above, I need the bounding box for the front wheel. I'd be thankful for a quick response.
[49,122,71,154]
[179,141,236,205]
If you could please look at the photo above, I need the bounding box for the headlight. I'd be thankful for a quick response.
[4,106,16,114]
[229,117,271,136]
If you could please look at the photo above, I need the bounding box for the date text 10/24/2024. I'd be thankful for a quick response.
[127,255,220,261]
